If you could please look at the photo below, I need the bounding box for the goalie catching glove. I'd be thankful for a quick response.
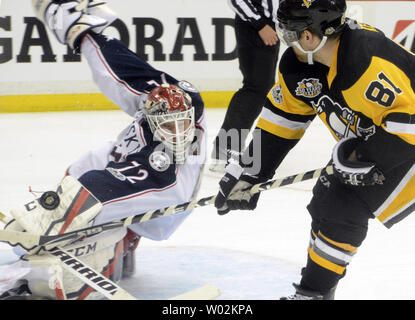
[332,137,385,186]
[214,160,260,215]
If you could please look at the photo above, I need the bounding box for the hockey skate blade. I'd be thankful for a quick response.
[168,284,221,300]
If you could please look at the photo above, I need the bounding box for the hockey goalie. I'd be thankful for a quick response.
[0,0,207,300]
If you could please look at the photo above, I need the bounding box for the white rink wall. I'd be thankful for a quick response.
[0,0,414,109]
[0,0,238,95]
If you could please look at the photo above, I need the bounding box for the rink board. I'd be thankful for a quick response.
[0,0,414,111]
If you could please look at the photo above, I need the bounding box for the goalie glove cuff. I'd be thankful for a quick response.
[33,1,107,50]
[332,137,385,186]
[86,0,118,34]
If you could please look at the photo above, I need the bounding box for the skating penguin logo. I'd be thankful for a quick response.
[312,95,376,140]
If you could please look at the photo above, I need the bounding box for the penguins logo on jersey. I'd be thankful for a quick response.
[312,95,376,140]
[295,78,322,98]
[149,151,171,172]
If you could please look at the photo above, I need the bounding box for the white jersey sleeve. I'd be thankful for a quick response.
[69,115,207,241]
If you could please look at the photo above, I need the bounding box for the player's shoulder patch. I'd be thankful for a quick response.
[295,78,323,98]
[270,84,283,104]
[177,80,199,93]
[148,150,172,172]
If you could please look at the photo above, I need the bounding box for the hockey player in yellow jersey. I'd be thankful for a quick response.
[214,0,415,299]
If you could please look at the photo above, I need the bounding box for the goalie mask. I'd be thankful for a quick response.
[276,0,346,64]
[143,84,195,163]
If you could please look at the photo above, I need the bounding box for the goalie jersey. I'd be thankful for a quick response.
[67,33,207,240]
[253,19,415,228]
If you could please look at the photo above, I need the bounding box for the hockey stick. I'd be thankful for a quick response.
[48,246,137,300]
[0,165,333,251]
[0,214,136,300]
[47,246,220,300]
[0,214,221,300]
[50,248,221,300]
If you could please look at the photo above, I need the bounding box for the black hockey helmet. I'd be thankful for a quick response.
[277,0,347,43]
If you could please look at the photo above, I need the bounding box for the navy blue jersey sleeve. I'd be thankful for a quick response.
[83,32,205,121]
[87,33,179,93]
[79,142,177,203]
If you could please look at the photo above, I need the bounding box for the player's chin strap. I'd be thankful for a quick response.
[0,165,334,251]
[293,36,328,64]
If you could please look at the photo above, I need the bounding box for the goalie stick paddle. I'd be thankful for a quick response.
[0,215,221,300]
[48,247,221,300]
[48,246,137,300]
[0,165,333,251]
[0,214,136,300]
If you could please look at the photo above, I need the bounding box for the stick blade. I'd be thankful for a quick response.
[169,284,221,300]
[0,229,40,250]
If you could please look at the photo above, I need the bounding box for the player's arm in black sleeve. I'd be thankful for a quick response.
[214,84,316,214]
[241,97,316,182]
[242,129,300,181]
[355,123,415,174]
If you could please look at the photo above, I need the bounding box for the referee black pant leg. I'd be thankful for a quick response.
[214,16,280,158]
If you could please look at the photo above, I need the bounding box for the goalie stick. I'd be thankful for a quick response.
[0,165,334,251]
[47,247,221,300]
[0,214,136,300]
[48,246,137,300]
[0,214,221,300]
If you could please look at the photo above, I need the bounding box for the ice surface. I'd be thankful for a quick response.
[1,109,415,300]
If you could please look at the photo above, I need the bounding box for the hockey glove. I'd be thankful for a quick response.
[214,161,260,215]
[32,0,107,50]
[332,137,385,186]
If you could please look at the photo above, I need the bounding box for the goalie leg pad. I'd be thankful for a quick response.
[10,176,102,244]
[122,229,141,277]
[24,228,127,300]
